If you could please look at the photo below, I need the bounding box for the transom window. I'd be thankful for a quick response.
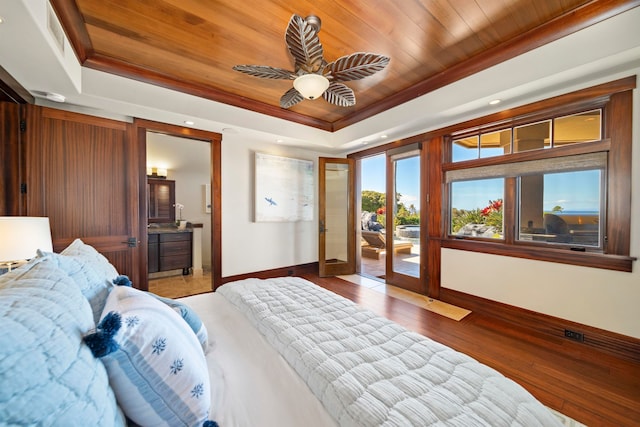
[452,109,602,162]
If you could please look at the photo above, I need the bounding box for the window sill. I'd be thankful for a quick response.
[442,238,635,272]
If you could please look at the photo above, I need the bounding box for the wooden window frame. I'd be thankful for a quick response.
[442,77,636,272]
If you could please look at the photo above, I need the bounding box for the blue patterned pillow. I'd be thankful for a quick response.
[153,294,209,353]
[87,285,214,427]
[112,275,209,353]
[0,257,125,426]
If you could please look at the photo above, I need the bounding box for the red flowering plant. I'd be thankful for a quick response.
[451,199,503,236]
[480,199,503,231]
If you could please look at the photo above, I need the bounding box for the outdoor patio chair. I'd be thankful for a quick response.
[361,230,413,259]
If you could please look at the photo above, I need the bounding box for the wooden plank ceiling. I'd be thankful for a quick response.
[50,0,639,131]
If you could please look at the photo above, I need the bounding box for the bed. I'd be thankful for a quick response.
[182,276,562,427]
[0,240,560,426]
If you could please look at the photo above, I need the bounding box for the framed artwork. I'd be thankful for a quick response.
[255,152,314,222]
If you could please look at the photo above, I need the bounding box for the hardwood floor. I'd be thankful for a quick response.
[302,273,640,427]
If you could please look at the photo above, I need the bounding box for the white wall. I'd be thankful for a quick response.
[442,69,640,340]
[221,135,335,277]
[169,170,212,269]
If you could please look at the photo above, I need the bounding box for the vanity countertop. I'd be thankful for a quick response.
[148,224,192,234]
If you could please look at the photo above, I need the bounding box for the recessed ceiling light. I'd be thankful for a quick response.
[380,134,388,139]
[276,139,284,143]
[362,141,369,145]
[45,92,65,103]
[489,99,501,105]
[184,120,195,126]
[0,16,5,24]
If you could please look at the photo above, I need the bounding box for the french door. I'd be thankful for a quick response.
[318,157,355,277]
[358,144,425,293]
[384,147,423,293]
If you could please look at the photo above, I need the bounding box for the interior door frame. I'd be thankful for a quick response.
[319,157,356,277]
[134,119,222,291]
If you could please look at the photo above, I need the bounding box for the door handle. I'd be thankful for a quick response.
[121,237,138,247]
[319,220,327,233]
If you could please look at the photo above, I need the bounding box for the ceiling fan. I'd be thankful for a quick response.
[233,14,390,109]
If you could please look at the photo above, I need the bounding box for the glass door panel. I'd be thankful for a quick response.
[359,154,386,279]
[319,158,355,277]
[386,148,422,292]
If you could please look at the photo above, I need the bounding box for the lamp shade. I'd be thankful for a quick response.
[293,74,330,100]
[0,217,53,262]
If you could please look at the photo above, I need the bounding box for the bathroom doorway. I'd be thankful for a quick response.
[146,132,212,297]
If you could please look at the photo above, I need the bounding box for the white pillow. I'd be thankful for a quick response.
[86,286,215,427]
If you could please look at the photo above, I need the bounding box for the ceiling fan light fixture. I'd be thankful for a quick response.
[293,74,329,100]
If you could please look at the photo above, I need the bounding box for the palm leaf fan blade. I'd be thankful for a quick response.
[326,53,390,82]
[232,65,296,80]
[323,83,355,107]
[285,14,324,72]
[280,87,304,108]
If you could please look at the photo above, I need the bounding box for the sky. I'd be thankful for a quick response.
[361,154,420,211]
[362,154,600,214]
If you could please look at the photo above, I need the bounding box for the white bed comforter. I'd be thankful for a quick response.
[217,277,562,427]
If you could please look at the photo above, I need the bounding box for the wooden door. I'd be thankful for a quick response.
[384,146,424,294]
[24,105,142,286]
[318,157,355,276]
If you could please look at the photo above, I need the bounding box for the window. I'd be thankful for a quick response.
[442,77,635,271]
[450,178,504,239]
[518,169,603,248]
[452,129,512,162]
[447,114,606,251]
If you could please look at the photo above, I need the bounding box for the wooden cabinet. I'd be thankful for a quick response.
[148,233,159,273]
[148,231,192,274]
[148,179,175,223]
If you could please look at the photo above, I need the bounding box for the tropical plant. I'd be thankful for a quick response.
[451,199,503,234]
[361,190,386,213]
[361,190,420,227]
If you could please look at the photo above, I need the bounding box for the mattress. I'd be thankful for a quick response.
[181,276,561,426]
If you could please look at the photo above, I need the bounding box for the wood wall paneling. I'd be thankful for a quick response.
[0,103,22,215]
[24,105,141,284]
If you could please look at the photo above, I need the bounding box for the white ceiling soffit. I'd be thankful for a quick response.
[1,1,639,154]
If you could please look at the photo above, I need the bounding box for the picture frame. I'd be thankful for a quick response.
[254,152,314,222]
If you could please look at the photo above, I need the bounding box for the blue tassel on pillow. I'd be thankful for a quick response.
[203,421,219,427]
[113,275,132,287]
[84,311,122,358]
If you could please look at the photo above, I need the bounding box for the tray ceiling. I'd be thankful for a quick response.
[50,0,639,131]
